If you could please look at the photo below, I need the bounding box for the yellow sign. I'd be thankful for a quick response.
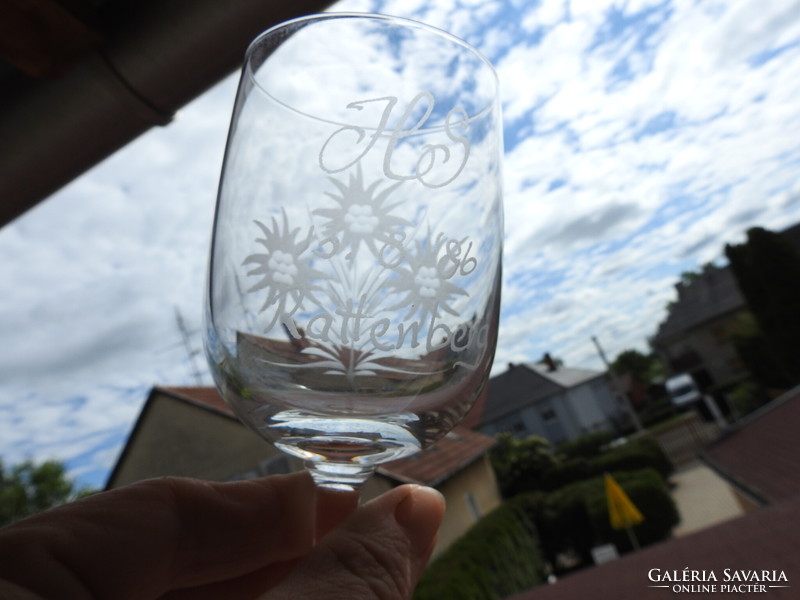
[604,474,644,530]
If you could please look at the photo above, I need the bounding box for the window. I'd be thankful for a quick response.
[465,492,481,521]
[540,408,556,421]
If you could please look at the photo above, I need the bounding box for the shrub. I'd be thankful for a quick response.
[557,431,615,460]
[639,398,678,428]
[536,457,590,491]
[514,488,596,569]
[729,380,771,417]
[497,435,674,497]
[490,433,558,497]
[414,498,546,600]
[584,468,679,551]
[587,436,673,479]
[515,468,679,570]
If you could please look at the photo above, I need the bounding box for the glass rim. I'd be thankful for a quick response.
[241,12,500,131]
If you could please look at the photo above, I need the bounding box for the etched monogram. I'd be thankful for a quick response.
[244,93,483,378]
[318,92,470,188]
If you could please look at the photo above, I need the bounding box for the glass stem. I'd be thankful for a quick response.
[305,460,376,492]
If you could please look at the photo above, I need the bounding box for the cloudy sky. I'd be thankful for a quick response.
[1,0,799,489]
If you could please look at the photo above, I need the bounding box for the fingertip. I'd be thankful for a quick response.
[394,485,445,559]
[265,484,446,599]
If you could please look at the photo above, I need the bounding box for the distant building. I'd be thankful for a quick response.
[478,358,628,444]
[649,222,800,393]
[107,386,502,557]
[649,263,749,391]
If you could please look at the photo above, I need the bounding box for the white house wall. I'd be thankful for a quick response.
[566,381,612,433]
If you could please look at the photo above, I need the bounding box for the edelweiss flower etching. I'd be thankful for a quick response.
[242,212,327,332]
[243,167,477,376]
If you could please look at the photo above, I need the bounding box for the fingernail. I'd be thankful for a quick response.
[394,485,445,557]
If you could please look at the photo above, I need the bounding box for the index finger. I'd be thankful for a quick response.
[0,472,316,600]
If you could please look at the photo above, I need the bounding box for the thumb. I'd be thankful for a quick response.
[265,484,445,600]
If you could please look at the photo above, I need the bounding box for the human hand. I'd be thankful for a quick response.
[0,471,445,600]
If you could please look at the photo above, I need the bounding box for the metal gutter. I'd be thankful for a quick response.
[0,0,333,227]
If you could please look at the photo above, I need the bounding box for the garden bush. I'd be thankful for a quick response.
[515,467,679,570]
[497,435,674,497]
[587,436,673,479]
[413,498,545,600]
[557,430,615,459]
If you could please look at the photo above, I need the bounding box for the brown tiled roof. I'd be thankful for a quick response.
[378,426,496,487]
[702,388,800,505]
[507,494,800,600]
[161,386,233,418]
[158,386,496,487]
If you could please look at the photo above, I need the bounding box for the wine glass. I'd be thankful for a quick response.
[204,13,503,493]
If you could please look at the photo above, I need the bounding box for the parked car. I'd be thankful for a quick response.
[665,373,702,408]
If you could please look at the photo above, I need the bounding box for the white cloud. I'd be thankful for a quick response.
[710,1,800,65]
[522,0,566,29]
[2,0,800,487]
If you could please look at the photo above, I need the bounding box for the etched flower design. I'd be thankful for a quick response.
[313,168,410,259]
[243,211,327,329]
[387,233,469,322]
[243,170,479,375]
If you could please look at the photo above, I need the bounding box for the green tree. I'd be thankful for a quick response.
[725,227,800,388]
[0,459,94,527]
[611,349,664,382]
[490,434,558,498]
[679,263,712,286]
[730,312,791,393]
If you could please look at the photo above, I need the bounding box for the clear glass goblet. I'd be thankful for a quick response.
[204,13,503,492]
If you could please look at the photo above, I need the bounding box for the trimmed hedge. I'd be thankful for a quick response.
[557,430,615,459]
[497,435,674,496]
[585,468,679,551]
[413,498,546,600]
[588,437,673,479]
[518,468,679,569]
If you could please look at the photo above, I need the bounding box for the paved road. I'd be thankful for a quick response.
[670,460,746,537]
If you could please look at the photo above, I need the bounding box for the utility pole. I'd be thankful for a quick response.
[175,307,205,386]
[591,335,644,433]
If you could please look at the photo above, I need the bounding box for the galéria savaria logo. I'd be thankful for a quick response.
[647,568,790,594]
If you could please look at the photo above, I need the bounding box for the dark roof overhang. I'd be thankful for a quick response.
[0,0,334,227]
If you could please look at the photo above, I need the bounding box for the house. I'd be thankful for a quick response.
[478,358,629,445]
[506,386,800,600]
[649,222,800,394]
[106,385,501,557]
[649,263,749,392]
